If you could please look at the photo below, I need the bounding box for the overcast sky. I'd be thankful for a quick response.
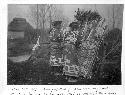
[8,4,123,29]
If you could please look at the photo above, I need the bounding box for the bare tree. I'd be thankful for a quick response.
[29,4,51,29]
[107,4,124,30]
[38,4,51,31]
[114,4,124,29]
[112,5,115,29]
[29,4,52,42]
[48,5,70,28]
[30,4,69,29]
[29,4,70,43]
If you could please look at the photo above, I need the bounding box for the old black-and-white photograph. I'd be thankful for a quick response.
[7,4,123,85]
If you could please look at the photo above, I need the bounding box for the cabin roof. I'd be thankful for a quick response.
[8,17,33,32]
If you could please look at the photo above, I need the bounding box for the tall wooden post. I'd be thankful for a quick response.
[37,4,38,31]
[112,4,115,29]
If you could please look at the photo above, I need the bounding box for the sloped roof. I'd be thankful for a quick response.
[8,17,33,32]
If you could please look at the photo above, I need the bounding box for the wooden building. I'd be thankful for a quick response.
[8,18,35,56]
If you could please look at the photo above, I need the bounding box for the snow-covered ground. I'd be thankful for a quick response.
[8,54,31,62]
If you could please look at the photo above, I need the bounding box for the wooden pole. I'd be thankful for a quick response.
[112,4,115,29]
[37,4,38,30]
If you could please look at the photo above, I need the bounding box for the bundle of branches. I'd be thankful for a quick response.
[74,8,102,25]
[95,28,122,84]
[74,9,108,79]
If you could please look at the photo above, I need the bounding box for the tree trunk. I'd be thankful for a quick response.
[42,20,45,42]
[50,10,52,29]
[112,5,115,29]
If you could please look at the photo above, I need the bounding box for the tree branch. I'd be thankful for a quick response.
[99,41,121,64]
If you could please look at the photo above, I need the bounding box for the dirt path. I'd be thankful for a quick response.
[8,54,31,62]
